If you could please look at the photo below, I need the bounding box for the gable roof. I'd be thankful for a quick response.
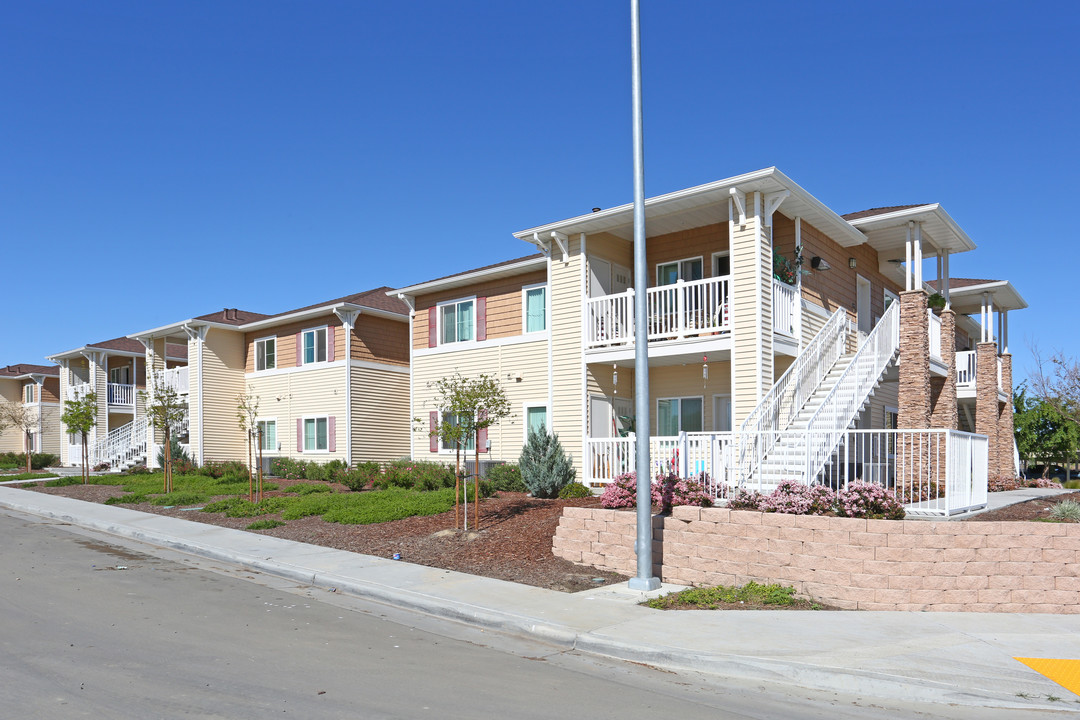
[841,205,927,221]
[392,254,547,298]
[261,286,409,321]
[0,364,60,379]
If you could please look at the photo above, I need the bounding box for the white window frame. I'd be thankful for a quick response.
[23,384,35,404]
[254,336,277,372]
[522,402,550,443]
[712,251,731,278]
[301,415,330,453]
[521,283,548,334]
[656,396,704,435]
[656,256,704,286]
[256,417,278,453]
[300,326,328,365]
[884,288,899,311]
[439,411,476,454]
[108,365,131,385]
[436,296,477,346]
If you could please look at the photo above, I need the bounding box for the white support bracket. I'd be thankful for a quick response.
[550,231,569,263]
[531,232,551,258]
[763,190,790,227]
[182,323,209,343]
[396,293,415,312]
[333,307,361,330]
[729,188,747,228]
[133,334,155,352]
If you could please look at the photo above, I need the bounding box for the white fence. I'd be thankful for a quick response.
[773,280,797,337]
[587,428,988,517]
[107,382,135,406]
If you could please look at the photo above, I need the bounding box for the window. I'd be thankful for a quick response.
[255,337,276,371]
[109,366,131,384]
[257,419,277,452]
[303,417,328,451]
[301,328,327,364]
[23,384,34,404]
[713,252,731,277]
[657,258,703,286]
[439,299,474,344]
[440,412,475,452]
[525,405,548,438]
[884,289,899,312]
[523,284,547,333]
[657,397,703,435]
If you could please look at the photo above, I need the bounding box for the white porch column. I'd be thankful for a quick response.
[941,249,950,308]
[905,223,913,291]
[913,222,924,289]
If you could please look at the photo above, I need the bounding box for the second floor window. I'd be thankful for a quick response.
[255,337,276,371]
[302,328,327,364]
[657,258,703,286]
[439,299,474,344]
[23,384,34,404]
[524,285,547,333]
[109,366,131,385]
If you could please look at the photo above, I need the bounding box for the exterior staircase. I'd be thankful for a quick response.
[738,300,900,488]
[90,419,148,471]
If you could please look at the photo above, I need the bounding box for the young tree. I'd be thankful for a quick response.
[61,392,98,484]
[1014,387,1079,476]
[142,383,186,493]
[1031,350,1080,429]
[0,400,49,474]
[422,372,511,530]
[519,425,576,498]
[237,392,261,501]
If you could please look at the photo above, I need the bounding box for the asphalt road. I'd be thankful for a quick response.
[0,508,1059,719]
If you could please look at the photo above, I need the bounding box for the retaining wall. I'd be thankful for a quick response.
[552,506,1080,613]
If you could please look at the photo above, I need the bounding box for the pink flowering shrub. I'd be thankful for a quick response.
[756,480,836,515]
[835,481,905,520]
[599,472,713,510]
[727,489,763,510]
[599,473,638,509]
[988,475,1019,492]
[1029,476,1064,489]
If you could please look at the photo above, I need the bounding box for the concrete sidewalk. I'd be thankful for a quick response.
[2,486,1078,712]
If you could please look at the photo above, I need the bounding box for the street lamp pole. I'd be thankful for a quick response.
[628,0,660,592]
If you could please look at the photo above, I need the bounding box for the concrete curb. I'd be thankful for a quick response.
[0,489,1069,712]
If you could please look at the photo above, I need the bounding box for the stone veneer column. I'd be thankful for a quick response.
[997,353,1015,478]
[898,291,930,428]
[929,309,957,430]
[975,342,1000,479]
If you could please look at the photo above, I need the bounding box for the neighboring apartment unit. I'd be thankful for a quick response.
[121,288,411,470]
[397,167,1024,515]
[0,364,62,456]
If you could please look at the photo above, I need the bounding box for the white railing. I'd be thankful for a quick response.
[585,428,988,517]
[997,356,1003,392]
[90,418,148,469]
[67,382,93,401]
[773,279,797,337]
[586,276,732,349]
[159,367,189,395]
[737,306,850,483]
[956,350,977,390]
[107,383,135,406]
[928,309,942,360]
[802,299,900,482]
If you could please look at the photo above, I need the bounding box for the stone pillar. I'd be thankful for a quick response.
[975,342,1000,479]
[997,353,1015,478]
[929,309,957,430]
[898,291,930,429]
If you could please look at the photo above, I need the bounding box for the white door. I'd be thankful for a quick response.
[713,395,732,432]
[589,258,612,298]
[856,275,872,340]
[589,396,612,439]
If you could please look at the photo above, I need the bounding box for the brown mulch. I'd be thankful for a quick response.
[25,479,627,593]
[963,491,1080,522]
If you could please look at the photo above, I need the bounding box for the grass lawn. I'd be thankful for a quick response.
[645,581,824,610]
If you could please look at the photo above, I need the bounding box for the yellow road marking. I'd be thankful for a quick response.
[1015,657,1080,696]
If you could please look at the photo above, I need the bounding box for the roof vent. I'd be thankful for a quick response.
[591,207,602,213]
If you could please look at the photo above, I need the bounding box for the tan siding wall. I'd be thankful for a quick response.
[550,241,584,476]
[200,329,249,463]
[411,339,550,463]
[645,222,730,282]
[246,366,348,463]
[412,270,547,349]
[0,380,19,452]
[585,232,633,272]
[38,402,62,454]
[353,315,410,366]
[42,378,60,404]
[801,301,829,345]
[860,379,899,430]
[731,195,765,425]
[245,317,346,373]
[648,363,733,434]
[352,365,411,464]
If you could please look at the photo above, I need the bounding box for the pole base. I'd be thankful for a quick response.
[627,576,661,591]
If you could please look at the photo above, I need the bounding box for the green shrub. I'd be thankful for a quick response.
[0,452,59,470]
[149,491,205,507]
[2,471,59,481]
[376,460,454,491]
[485,463,526,492]
[1050,499,1080,522]
[270,457,304,479]
[156,437,192,469]
[339,463,380,491]
[43,476,82,487]
[557,481,592,499]
[519,428,575,498]
[202,460,249,481]
[127,464,152,475]
[284,483,333,495]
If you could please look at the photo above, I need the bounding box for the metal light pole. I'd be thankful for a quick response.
[628,0,660,592]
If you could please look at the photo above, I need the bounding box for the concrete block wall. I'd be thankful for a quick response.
[553,506,1080,613]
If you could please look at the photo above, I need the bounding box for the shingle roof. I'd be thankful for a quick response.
[87,336,149,354]
[0,364,60,378]
[259,286,410,321]
[405,254,546,288]
[193,308,271,325]
[841,205,928,221]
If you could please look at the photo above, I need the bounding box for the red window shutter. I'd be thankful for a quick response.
[476,297,487,341]
[327,326,336,362]
[428,307,437,348]
[429,411,438,452]
[296,418,303,452]
[477,409,488,453]
[328,416,337,452]
[295,333,303,366]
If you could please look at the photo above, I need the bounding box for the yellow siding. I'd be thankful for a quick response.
[648,363,733,434]
[246,365,348,464]
[352,365,411,464]
[0,380,19,453]
[200,329,248,463]
[731,194,764,425]
[550,239,584,476]
[411,339,550,463]
[38,402,63,455]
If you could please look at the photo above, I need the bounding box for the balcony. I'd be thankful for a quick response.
[955,350,1004,399]
[159,367,189,395]
[66,382,93,401]
[107,383,135,407]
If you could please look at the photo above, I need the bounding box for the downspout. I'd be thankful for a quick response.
[345,320,352,466]
[198,332,205,465]
[398,293,416,460]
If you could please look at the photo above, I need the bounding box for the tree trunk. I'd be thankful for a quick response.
[163,426,171,493]
[454,446,461,531]
[247,431,253,502]
[25,432,32,474]
[257,431,264,503]
[474,435,480,531]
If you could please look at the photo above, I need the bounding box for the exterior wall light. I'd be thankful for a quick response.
[848,257,857,269]
[811,256,832,271]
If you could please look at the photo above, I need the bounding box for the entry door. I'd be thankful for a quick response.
[589,396,612,439]
[589,258,612,298]
[713,395,732,432]
[856,275,872,341]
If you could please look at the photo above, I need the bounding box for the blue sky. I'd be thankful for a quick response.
[2,1,1074,382]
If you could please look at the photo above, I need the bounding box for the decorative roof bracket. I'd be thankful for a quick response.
[729,187,747,228]
[550,231,569,263]
[763,190,790,227]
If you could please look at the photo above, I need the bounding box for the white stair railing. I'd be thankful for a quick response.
[90,419,148,468]
[736,306,849,484]
[801,299,900,482]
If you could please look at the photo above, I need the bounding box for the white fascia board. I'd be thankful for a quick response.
[390,256,548,297]
[239,302,405,331]
[127,319,239,341]
[948,281,1029,310]
[848,204,977,254]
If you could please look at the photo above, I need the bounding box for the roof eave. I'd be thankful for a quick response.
[391,256,548,297]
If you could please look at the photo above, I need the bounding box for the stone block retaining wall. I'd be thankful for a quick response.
[553,506,1080,613]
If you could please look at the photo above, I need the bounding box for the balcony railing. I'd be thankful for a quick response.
[587,428,988,517]
[955,350,1003,393]
[159,367,189,395]
[928,309,942,360]
[773,279,797,337]
[107,383,135,406]
[66,382,93,401]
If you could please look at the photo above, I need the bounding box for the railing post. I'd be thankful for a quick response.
[675,278,685,338]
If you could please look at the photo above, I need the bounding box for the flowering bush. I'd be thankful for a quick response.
[599,473,640,509]
[988,475,1019,492]
[756,480,836,515]
[1029,476,1064,489]
[835,481,905,520]
[598,472,712,510]
[727,490,763,510]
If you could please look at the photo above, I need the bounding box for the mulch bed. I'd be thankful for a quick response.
[25,479,627,593]
[963,491,1080,522]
